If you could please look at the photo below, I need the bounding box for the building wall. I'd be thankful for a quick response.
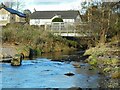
[30,19,40,25]
[75,15,82,23]
[0,8,10,26]
[15,15,26,22]
[30,19,51,25]
[30,13,82,26]
[0,8,26,26]
[63,19,74,23]
[30,19,76,25]
[15,15,21,22]
[10,14,16,23]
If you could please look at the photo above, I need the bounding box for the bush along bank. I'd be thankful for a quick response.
[84,42,120,88]
[2,24,78,58]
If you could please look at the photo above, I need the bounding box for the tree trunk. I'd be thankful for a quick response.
[99,29,106,44]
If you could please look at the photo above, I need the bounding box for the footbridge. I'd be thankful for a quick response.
[45,22,92,37]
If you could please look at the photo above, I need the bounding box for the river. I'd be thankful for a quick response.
[0,51,117,88]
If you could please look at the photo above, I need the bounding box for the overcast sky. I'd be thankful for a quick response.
[0,0,90,12]
[24,0,82,12]
[0,0,119,12]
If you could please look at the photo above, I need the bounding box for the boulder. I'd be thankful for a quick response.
[0,53,3,58]
[64,72,75,76]
[68,87,82,90]
[72,63,81,68]
[11,54,23,66]
[111,72,120,79]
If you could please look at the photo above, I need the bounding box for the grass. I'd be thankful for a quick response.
[84,42,120,79]
[2,24,78,57]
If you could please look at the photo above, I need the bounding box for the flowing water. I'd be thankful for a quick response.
[0,51,117,88]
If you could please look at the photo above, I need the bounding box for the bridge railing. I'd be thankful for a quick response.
[45,22,92,36]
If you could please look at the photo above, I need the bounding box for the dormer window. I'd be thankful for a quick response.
[51,15,61,21]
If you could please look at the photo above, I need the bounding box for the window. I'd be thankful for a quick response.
[35,19,40,25]
[0,15,7,21]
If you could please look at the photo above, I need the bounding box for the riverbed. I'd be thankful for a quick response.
[0,51,118,88]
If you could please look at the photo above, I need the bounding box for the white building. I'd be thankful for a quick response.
[30,10,82,25]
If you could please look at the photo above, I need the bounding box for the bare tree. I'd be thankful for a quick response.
[3,1,15,8]
[3,0,24,11]
[23,9,32,23]
[80,1,120,45]
[16,0,24,11]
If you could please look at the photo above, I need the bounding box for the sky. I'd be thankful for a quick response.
[0,0,90,12]
[24,0,82,12]
[0,0,119,12]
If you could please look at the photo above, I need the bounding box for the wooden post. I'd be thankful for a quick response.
[67,23,68,36]
[45,22,47,31]
[74,23,76,36]
[59,22,61,35]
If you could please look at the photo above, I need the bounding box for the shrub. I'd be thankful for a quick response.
[52,18,63,22]
[2,27,16,42]
[2,24,77,53]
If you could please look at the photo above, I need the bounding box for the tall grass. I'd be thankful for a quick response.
[2,24,78,53]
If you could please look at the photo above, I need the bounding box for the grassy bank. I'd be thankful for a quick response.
[2,24,78,58]
[84,40,120,87]
[84,40,120,77]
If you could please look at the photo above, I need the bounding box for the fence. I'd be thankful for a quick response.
[45,22,92,37]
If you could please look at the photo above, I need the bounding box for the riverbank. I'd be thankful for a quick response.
[84,41,120,88]
[1,24,79,59]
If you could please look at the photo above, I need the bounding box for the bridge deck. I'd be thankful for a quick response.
[45,22,92,37]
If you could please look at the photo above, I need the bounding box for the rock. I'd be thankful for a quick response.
[71,62,81,68]
[14,42,19,45]
[11,54,23,66]
[4,54,12,58]
[89,68,93,70]
[2,47,17,58]
[29,48,37,59]
[1,58,12,63]
[111,72,120,79]
[68,87,82,90]
[64,72,75,76]
[74,66,81,68]
[0,53,3,58]
[72,64,81,68]
[97,71,103,75]
[11,56,22,66]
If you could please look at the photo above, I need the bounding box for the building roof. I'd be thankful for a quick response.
[30,10,80,19]
[1,7,26,17]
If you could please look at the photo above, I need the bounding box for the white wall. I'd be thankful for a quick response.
[30,19,40,25]
[30,19,75,25]
[30,19,51,25]
[63,19,74,23]
[40,19,51,25]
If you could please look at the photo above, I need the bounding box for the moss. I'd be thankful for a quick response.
[16,45,30,57]
[84,47,95,55]
[111,72,120,79]
[85,43,120,80]
[103,59,112,65]
[111,59,120,65]
[89,58,97,66]
[34,48,42,56]
[103,67,111,72]
[112,66,120,71]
